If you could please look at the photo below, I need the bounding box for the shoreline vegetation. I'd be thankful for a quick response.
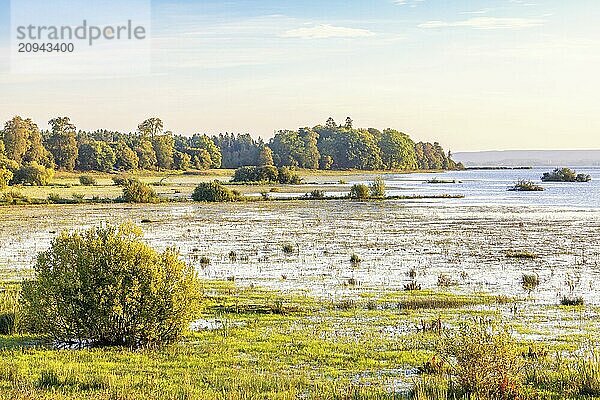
[0,171,465,207]
[0,116,464,191]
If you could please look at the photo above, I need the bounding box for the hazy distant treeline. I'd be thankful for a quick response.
[0,116,462,187]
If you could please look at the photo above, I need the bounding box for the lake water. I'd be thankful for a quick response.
[360,167,600,209]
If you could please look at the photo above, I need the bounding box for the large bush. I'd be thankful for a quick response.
[232,166,301,184]
[192,181,238,202]
[22,224,200,348]
[349,183,370,199]
[122,179,159,203]
[11,162,54,186]
[438,323,524,399]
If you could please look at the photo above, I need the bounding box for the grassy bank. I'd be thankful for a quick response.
[1,279,598,399]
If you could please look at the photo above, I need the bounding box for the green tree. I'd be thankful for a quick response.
[152,134,175,170]
[344,117,353,129]
[12,162,54,186]
[316,125,381,170]
[258,145,274,166]
[135,139,157,170]
[22,224,200,348]
[114,140,139,170]
[325,117,337,129]
[379,129,417,170]
[174,151,192,170]
[1,116,31,163]
[2,116,51,166]
[190,134,222,169]
[46,117,78,171]
[269,129,319,169]
[77,141,116,172]
[137,117,164,139]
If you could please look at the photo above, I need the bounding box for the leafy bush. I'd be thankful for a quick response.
[232,166,301,184]
[438,322,524,399]
[11,163,54,186]
[542,168,591,182]
[521,274,540,293]
[122,179,159,203]
[369,176,386,198]
[349,183,370,199]
[282,243,295,254]
[307,189,325,199]
[22,224,200,348]
[560,296,584,306]
[278,167,301,184]
[112,175,137,186]
[79,175,97,186]
[192,181,238,202]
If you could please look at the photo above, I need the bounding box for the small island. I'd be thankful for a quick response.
[541,167,591,182]
[508,180,544,192]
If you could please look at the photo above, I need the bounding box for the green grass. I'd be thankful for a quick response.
[1,281,599,399]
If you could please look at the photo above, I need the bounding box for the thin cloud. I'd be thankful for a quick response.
[281,24,375,39]
[419,17,545,30]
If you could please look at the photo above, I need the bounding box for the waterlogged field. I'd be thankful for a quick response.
[1,170,600,399]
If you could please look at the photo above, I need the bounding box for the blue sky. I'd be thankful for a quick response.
[1,0,599,151]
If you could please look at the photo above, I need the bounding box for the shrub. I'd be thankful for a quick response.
[22,224,200,348]
[560,296,584,306]
[11,163,54,186]
[404,281,422,291]
[122,180,159,203]
[308,189,325,199]
[192,181,238,202]
[79,175,97,186]
[369,176,386,198]
[0,168,12,189]
[349,184,370,199]
[508,180,544,192]
[278,167,301,184]
[232,166,301,184]
[350,253,361,265]
[438,322,524,399]
[282,243,295,254]
[112,175,136,186]
[521,273,540,293]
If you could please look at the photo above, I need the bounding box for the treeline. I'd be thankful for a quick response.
[0,116,462,187]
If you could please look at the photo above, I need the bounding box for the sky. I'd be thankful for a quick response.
[0,0,599,151]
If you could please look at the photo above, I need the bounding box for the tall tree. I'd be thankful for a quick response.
[344,117,353,129]
[138,118,164,139]
[46,117,78,171]
[258,145,274,166]
[136,139,157,170]
[152,134,175,170]
[2,116,35,163]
